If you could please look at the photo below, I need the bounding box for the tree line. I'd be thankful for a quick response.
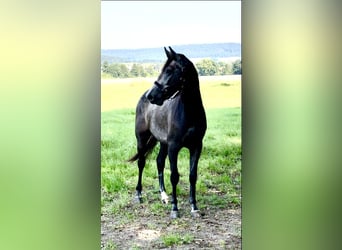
[195,59,241,76]
[101,59,241,78]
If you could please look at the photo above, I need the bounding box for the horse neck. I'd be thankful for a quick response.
[182,76,204,108]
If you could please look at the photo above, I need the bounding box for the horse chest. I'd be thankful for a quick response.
[150,122,168,143]
[148,109,189,144]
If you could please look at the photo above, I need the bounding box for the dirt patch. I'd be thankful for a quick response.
[101,204,241,249]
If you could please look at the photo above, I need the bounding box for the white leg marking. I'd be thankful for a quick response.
[161,191,169,204]
[191,209,201,218]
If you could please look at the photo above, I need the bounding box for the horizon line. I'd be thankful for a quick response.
[101,42,241,50]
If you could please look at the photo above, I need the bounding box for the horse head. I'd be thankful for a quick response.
[146,47,190,105]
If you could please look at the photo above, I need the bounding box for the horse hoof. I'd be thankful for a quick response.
[161,191,169,204]
[134,196,143,204]
[170,210,179,219]
[191,210,201,218]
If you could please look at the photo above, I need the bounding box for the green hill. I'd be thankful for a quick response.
[101,43,241,63]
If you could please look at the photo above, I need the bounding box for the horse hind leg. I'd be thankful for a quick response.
[189,144,203,218]
[135,155,145,203]
[157,143,168,204]
[134,133,157,203]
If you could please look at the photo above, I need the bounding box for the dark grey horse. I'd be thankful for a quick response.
[128,47,207,218]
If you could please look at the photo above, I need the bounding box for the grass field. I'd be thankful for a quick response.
[101,75,241,111]
[101,75,241,249]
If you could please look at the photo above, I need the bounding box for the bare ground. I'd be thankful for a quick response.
[101,198,241,249]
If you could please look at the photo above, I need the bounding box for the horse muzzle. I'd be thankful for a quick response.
[146,86,165,106]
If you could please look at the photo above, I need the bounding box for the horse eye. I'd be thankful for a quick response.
[163,86,170,92]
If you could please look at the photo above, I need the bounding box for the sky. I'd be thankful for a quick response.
[101,1,241,49]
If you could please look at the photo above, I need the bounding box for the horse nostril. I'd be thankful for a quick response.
[147,93,154,102]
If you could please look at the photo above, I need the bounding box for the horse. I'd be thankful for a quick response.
[128,47,207,218]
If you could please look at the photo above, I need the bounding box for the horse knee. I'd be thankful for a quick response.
[138,157,145,169]
[156,156,164,170]
[170,171,179,185]
[189,171,197,184]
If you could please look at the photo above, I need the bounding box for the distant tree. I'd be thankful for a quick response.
[107,63,121,77]
[130,64,145,77]
[144,65,157,77]
[152,64,162,75]
[102,62,164,78]
[119,64,130,78]
[140,67,147,77]
[195,59,218,76]
[102,61,109,73]
[217,61,232,75]
[105,63,129,78]
[232,59,242,74]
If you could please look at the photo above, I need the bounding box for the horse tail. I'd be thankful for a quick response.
[127,135,157,162]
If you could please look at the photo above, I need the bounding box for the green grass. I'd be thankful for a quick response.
[161,232,194,247]
[101,107,241,215]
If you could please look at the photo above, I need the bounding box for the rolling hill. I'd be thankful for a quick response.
[101,43,241,63]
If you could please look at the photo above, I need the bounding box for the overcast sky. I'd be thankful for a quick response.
[101,1,241,49]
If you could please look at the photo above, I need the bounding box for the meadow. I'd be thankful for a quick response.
[101,75,241,249]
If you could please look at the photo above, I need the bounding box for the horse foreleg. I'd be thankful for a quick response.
[168,145,180,218]
[189,143,202,217]
[157,143,168,204]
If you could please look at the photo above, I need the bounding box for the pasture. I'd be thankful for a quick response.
[101,75,241,249]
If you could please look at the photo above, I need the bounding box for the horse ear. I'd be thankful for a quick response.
[164,47,172,59]
[169,46,180,60]
[169,46,177,56]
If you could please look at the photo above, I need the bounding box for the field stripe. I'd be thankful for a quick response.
[101,75,241,112]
